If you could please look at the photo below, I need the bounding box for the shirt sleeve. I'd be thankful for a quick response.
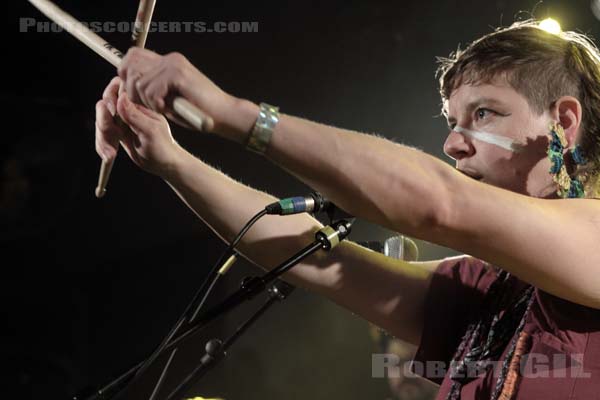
[411,256,496,385]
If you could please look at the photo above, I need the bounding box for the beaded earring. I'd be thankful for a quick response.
[547,123,587,198]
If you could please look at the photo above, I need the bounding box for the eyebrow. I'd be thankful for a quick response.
[446,97,509,125]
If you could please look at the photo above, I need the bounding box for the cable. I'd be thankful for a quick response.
[112,209,269,398]
[188,209,268,323]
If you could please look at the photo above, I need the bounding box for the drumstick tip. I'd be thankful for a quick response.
[95,186,107,198]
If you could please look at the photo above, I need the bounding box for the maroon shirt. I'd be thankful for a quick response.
[412,256,600,399]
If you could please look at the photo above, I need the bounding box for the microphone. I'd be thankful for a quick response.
[265,192,332,215]
[383,235,419,262]
[360,235,419,262]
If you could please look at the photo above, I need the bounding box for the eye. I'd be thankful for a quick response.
[475,108,495,120]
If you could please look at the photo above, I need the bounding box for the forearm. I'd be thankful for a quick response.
[162,144,341,291]
[222,105,600,309]
[97,71,437,342]
[161,145,434,342]
[118,49,458,242]
[231,103,457,240]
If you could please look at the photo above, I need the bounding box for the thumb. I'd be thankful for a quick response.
[117,91,158,134]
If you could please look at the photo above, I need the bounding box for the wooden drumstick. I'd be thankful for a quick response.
[27,0,215,194]
[95,0,157,199]
[132,0,157,48]
[95,155,115,198]
[27,0,212,129]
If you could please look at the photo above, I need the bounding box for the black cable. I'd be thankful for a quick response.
[188,209,268,323]
[132,209,268,379]
[84,194,348,399]
[93,209,269,400]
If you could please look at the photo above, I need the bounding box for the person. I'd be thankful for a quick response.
[94,20,600,399]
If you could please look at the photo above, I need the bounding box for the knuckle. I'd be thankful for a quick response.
[136,77,147,91]
[172,73,186,89]
[95,108,113,132]
[167,51,183,60]
[102,86,116,102]
[167,52,186,66]
[119,64,134,78]
[155,98,166,111]
[96,118,110,132]
[94,136,105,152]
[127,47,141,57]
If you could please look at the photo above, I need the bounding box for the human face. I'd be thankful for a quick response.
[443,80,557,198]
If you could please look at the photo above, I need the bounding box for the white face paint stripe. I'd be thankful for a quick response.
[453,126,523,153]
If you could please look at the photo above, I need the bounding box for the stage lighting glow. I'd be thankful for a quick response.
[593,0,600,21]
[539,18,562,35]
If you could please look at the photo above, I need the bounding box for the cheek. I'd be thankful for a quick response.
[477,145,523,183]
[477,145,515,168]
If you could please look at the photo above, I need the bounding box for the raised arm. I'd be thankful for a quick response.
[95,77,438,345]
[115,48,600,310]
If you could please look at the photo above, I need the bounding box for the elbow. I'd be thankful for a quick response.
[411,202,451,239]
[384,185,453,239]
[411,171,462,240]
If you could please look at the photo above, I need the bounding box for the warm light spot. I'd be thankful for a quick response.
[539,18,562,35]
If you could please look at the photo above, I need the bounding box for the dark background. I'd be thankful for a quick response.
[4,1,599,399]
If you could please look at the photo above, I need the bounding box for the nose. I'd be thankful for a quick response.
[443,129,475,160]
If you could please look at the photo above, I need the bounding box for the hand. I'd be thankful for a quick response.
[118,48,257,142]
[95,77,182,177]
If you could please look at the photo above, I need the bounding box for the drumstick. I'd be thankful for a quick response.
[27,0,215,178]
[28,0,212,129]
[132,0,157,48]
[95,0,157,198]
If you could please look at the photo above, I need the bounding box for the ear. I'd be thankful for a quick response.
[551,96,583,147]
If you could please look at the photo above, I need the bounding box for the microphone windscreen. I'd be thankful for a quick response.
[383,236,419,262]
[359,236,419,262]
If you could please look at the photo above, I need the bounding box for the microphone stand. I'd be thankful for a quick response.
[77,218,353,400]
[164,280,295,400]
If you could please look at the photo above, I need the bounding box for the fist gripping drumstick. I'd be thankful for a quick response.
[27,0,214,197]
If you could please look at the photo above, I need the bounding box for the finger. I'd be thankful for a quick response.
[164,108,195,131]
[95,100,124,161]
[118,80,126,96]
[125,71,143,105]
[117,48,137,83]
[118,89,163,124]
[135,100,166,121]
[102,76,121,116]
[116,91,160,135]
[118,47,160,84]
[137,66,169,114]
[118,128,143,167]
[135,77,153,111]
[160,92,195,130]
